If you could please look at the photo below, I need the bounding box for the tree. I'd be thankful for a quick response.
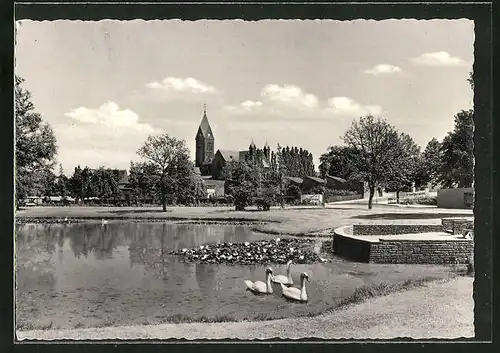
[91,167,120,204]
[467,71,474,90]
[55,164,70,200]
[437,109,474,188]
[385,133,421,203]
[276,145,315,178]
[167,154,205,205]
[415,138,442,188]
[342,115,401,209]
[137,134,192,211]
[69,166,84,202]
[319,145,362,180]
[129,162,159,205]
[15,75,57,208]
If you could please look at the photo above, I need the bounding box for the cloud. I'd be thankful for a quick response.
[64,101,158,134]
[145,77,217,94]
[364,64,402,75]
[223,100,263,113]
[260,84,318,109]
[410,51,467,67]
[323,97,383,117]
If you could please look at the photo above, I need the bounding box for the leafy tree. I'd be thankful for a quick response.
[69,166,83,202]
[437,109,474,188]
[319,145,362,180]
[81,166,94,200]
[40,169,57,197]
[342,115,401,209]
[91,167,120,204]
[467,71,474,90]
[385,133,421,203]
[166,154,205,205]
[223,156,263,211]
[129,162,159,205]
[55,164,70,199]
[15,75,57,208]
[276,145,315,178]
[137,134,193,211]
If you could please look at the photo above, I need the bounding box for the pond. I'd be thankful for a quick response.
[15,222,456,330]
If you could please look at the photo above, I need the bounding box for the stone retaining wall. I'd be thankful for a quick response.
[441,218,474,235]
[332,232,371,262]
[333,225,474,265]
[369,239,474,264]
[352,224,444,236]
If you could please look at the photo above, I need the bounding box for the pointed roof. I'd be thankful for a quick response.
[250,139,256,148]
[197,105,213,138]
[264,140,269,148]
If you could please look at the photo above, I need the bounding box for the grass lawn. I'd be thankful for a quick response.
[16,204,473,236]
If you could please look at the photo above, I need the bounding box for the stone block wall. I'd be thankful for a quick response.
[352,224,444,236]
[369,239,474,264]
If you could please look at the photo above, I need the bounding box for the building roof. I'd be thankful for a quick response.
[118,173,129,185]
[203,179,226,187]
[217,149,241,162]
[304,176,326,184]
[326,175,347,183]
[197,111,214,139]
[284,176,304,184]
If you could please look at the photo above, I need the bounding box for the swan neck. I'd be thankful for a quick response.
[300,277,307,295]
[266,273,272,290]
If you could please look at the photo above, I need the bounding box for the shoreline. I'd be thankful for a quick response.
[15,205,474,237]
[16,276,473,340]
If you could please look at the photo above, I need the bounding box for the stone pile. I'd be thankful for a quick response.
[169,238,328,265]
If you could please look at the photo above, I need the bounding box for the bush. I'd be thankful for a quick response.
[399,196,437,206]
[254,186,278,211]
[323,188,361,203]
[285,184,302,203]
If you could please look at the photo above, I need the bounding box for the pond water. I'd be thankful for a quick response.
[15,222,456,330]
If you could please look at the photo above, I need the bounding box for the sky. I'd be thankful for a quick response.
[15,19,474,175]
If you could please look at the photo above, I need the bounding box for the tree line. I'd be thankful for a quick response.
[319,74,474,209]
[15,73,474,211]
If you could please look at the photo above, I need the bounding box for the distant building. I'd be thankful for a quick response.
[195,105,215,176]
[325,174,364,196]
[193,106,273,197]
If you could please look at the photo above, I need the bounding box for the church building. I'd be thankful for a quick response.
[194,106,271,183]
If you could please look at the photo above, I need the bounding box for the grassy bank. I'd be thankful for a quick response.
[16,205,473,236]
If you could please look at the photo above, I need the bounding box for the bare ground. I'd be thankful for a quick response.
[16,276,473,341]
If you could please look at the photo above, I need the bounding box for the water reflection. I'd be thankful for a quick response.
[15,222,456,329]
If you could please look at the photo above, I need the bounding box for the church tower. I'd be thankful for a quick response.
[195,105,215,175]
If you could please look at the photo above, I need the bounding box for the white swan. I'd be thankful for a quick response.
[244,267,273,295]
[280,272,309,303]
[101,219,108,225]
[271,260,293,285]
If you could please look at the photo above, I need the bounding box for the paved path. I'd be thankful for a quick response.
[17,277,473,341]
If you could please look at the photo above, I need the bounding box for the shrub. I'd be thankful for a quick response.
[399,196,437,206]
[254,186,278,211]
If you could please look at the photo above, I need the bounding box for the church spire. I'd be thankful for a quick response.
[203,103,207,116]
